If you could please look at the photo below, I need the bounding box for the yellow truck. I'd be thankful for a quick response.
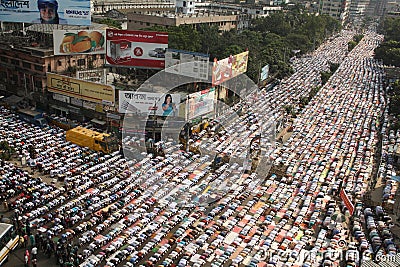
[66,126,118,153]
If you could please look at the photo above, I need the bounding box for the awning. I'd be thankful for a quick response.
[91,118,107,126]
[50,105,69,113]
[1,95,23,105]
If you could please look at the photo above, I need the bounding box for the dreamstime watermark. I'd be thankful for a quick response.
[253,240,397,265]
[121,61,276,206]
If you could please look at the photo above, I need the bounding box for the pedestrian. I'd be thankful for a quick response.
[32,258,37,267]
[24,234,28,248]
[31,246,37,260]
[24,249,30,267]
[19,235,25,248]
[29,234,35,248]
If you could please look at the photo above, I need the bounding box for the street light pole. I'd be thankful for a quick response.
[185,95,191,152]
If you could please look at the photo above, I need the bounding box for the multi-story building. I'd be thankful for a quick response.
[92,0,175,15]
[127,11,251,32]
[319,0,350,25]
[0,23,109,121]
[126,1,282,32]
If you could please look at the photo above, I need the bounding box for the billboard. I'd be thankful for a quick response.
[260,64,269,82]
[188,88,215,120]
[54,30,106,55]
[232,51,249,76]
[212,51,249,85]
[165,49,209,80]
[47,73,115,105]
[76,69,107,84]
[0,0,91,25]
[106,29,168,69]
[119,91,181,116]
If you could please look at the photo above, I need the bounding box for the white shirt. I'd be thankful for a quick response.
[32,247,37,255]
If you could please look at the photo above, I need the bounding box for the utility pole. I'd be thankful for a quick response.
[185,95,191,152]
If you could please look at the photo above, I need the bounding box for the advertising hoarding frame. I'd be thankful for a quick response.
[47,73,115,105]
[165,49,209,80]
[54,30,106,56]
[106,29,168,69]
[119,91,181,117]
[0,0,91,25]
[212,51,249,86]
[188,87,215,120]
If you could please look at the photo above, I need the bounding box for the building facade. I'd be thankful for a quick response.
[319,0,351,25]
[127,12,251,32]
[92,0,175,15]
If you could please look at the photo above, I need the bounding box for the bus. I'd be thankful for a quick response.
[17,109,47,127]
[0,223,19,265]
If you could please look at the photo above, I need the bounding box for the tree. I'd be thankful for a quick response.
[97,18,122,29]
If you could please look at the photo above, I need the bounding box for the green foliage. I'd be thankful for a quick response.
[150,7,342,83]
[97,18,122,29]
[0,141,14,161]
[321,71,331,85]
[375,17,400,67]
[329,62,339,73]
[353,34,364,43]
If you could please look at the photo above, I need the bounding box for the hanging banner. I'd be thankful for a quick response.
[340,189,355,215]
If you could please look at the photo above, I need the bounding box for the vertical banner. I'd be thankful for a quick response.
[340,189,355,215]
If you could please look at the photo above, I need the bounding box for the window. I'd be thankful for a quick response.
[58,60,62,66]
[22,62,31,69]
[92,55,97,61]
[100,54,105,59]
[0,57,7,63]
[34,65,43,71]
[146,22,150,26]
[10,59,19,66]
[77,59,85,66]
[183,1,186,7]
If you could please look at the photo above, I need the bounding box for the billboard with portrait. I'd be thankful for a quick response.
[188,88,215,120]
[0,0,91,25]
[106,29,168,69]
[54,30,105,55]
[165,49,209,80]
[47,73,115,105]
[119,91,181,116]
[212,51,249,85]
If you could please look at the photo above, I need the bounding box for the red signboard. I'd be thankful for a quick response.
[106,29,168,69]
[340,189,354,215]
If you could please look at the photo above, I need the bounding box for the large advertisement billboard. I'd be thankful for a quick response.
[165,49,209,80]
[188,88,215,120]
[119,91,181,116]
[0,0,91,25]
[106,29,168,69]
[212,51,249,85]
[54,30,106,55]
[47,73,115,105]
